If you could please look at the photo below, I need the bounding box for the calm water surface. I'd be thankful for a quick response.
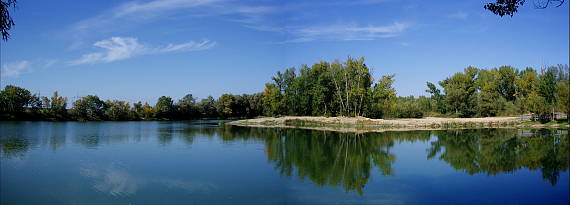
[0,121,568,205]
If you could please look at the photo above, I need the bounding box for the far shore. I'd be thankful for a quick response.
[226,116,569,133]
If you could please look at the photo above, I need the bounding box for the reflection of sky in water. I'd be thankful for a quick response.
[79,164,216,196]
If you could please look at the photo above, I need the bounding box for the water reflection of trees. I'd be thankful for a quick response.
[219,127,431,194]
[0,138,30,158]
[428,129,569,185]
[264,130,397,195]
[219,127,569,192]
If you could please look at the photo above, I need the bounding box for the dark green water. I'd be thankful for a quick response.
[0,121,568,205]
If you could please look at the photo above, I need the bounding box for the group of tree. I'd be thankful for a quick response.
[426,64,569,120]
[1,57,568,121]
[0,86,264,121]
[262,57,425,119]
[262,57,568,120]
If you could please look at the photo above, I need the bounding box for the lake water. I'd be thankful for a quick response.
[0,121,568,205]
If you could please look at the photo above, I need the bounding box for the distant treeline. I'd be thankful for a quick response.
[0,57,568,121]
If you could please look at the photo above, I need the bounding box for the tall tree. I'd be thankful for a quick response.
[329,57,372,116]
[425,82,445,113]
[262,83,283,116]
[71,95,106,121]
[104,100,131,121]
[155,96,174,120]
[555,81,569,120]
[217,94,236,118]
[476,69,504,116]
[514,67,538,113]
[196,96,218,118]
[177,94,197,119]
[496,66,517,101]
[0,85,33,117]
[439,67,479,117]
[369,75,396,118]
[309,62,335,116]
[41,91,68,120]
[538,68,557,114]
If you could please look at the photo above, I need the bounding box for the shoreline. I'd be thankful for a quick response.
[226,116,569,133]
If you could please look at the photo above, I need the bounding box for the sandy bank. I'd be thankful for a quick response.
[226,116,567,133]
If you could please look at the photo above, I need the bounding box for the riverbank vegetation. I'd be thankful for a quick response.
[1,57,568,122]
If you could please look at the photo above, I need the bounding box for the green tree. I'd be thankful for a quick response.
[309,62,335,116]
[71,95,106,121]
[393,96,424,118]
[369,75,396,118]
[155,96,174,119]
[329,57,372,116]
[41,91,68,120]
[555,81,569,119]
[140,103,155,120]
[217,94,236,118]
[262,83,284,116]
[476,69,504,116]
[439,67,479,117]
[496,66,517,101]
[196,96,218,118]
[425,82,445,113]
[0,85,32,113]
[514,67,538,113]
[104,100,131,121]
[132,101,143,119]
[177,94,197,119]
[536,67,558,120]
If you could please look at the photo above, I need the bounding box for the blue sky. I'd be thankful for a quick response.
[1,0,568,104]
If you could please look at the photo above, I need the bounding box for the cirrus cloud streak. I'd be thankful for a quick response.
[69,37,216,65]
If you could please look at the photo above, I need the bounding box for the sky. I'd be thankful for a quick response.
[1,0,568,104]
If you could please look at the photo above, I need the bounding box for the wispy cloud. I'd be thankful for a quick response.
[399,42,410,46]
[69,0,408,45]
[2,61,31,78]
[70,0,273,38]
[279,22,411,43]
[448,11,468,20]
[69,37,216,65]
[43,59,59,68]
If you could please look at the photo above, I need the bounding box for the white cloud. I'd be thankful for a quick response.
[448,11,468,20]
[281,22,410,42]
[70,0,273,37]
[69,37,216,65]
[43,59,58,68]
[69,0,409,44]
[113,0,221,17]
[2,61,31,78]
[158,40,216,53]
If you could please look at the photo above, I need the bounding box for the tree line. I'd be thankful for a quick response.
[262,57,568,120]
[0,87,264,121]
[0,57,568,121]
[426,64,569,119]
